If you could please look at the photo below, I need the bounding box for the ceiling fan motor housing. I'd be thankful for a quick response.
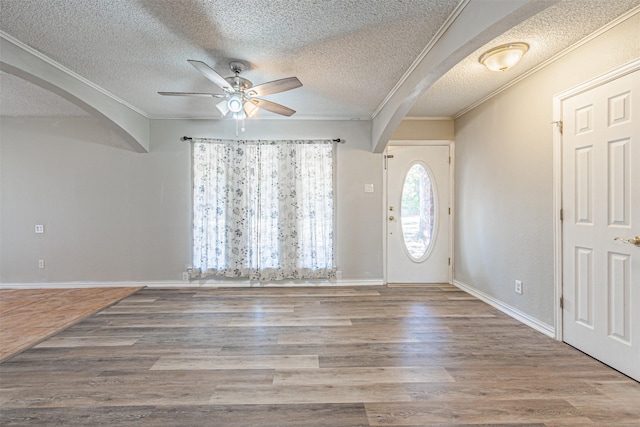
[225,76,253,91]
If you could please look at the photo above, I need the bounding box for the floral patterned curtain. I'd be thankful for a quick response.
[191,139,335,281]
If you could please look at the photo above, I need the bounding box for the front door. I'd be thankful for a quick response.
[386,145,450,284]
[562,69,640,381]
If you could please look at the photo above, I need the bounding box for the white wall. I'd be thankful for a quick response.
[454,14,640,327]
[0,117,383,284]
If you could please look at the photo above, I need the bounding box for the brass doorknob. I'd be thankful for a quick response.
[614,236,640,247]
[388,215,395,221]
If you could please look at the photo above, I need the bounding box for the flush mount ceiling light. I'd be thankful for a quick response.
[479,42,529,72]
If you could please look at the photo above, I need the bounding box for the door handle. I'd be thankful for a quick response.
[614,236,640,247]
[388,216,395,221]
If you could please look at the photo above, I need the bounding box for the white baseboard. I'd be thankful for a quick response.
[0,281,150,289]
[0,278,384,289]
[453,279,555,338]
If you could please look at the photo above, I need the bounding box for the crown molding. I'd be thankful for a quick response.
[401,116,453,121]
[370,0,471,120]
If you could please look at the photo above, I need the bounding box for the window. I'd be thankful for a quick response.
[400,162,436,261]
[191,139,335,281]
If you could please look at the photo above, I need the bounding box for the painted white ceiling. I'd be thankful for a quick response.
[1,0,639,121]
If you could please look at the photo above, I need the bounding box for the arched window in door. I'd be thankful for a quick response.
[400,162,437,262]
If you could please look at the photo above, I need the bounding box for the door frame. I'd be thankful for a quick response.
[383,140,455,285]
[552,58,640,341]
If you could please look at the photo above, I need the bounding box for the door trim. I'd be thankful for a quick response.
[383,140,455,285]
[552,58,640,341]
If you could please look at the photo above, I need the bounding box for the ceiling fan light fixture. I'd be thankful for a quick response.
[161,60,302,119]
[479,42,529,72]
[227,95,244,113]
[216,99,230,116]
[244,100,259,118]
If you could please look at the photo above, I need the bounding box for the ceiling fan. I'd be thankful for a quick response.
[159,60,302,119]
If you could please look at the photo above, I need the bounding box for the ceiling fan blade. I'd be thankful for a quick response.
[246,77,302,97]
[249,98,296,117]
[158,91,225,98]
[187,60,234,92]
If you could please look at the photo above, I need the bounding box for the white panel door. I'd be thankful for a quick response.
[386,145,450,283]
[562,69,640,381]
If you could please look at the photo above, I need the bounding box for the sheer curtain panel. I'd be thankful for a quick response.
[192,139,335,281]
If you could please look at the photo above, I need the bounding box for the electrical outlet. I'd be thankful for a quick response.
[335,270,343,280]
[38,259,45,269]
[515,280,523,295]
[35,225,44,234]
[182,272,190,281]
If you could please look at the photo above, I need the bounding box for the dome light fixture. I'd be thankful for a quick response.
[479,42,529,72]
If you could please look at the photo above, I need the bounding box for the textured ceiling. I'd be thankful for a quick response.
[0,0,459,119]
[0,72,90,117]
[409,0,640,118]
[1,0,639,121]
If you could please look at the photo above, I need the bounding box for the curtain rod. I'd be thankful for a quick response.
[181,136,344,143]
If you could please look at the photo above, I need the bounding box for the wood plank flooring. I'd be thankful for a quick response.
[0,287,141,361]
[1,284,638,426]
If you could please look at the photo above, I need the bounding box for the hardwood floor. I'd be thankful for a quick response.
[0,287,141,361]
[1,284,638,426]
